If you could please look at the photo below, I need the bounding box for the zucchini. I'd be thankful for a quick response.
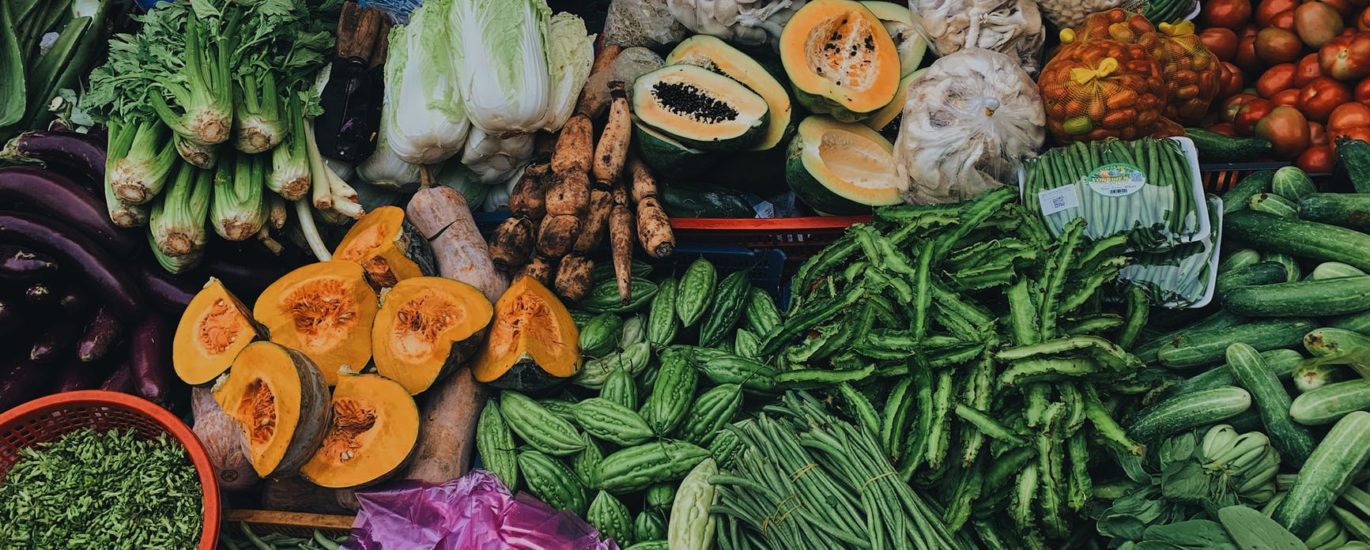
[1127,386,1252,442]
[1186,128,1272,163]
[1224,170,1275,214]
[1155,318,1317,369]
[1311,262,1366,280]
[1249,193,1298,218]
[1227,210,1370,272]
[1272,411,1370,538]
[1290,380,1370,425]
[1225,343,1317,466]
[1223,276,1370,317]
[1336,137,1370,194]
[1215,261,1288,298]
[1272,166,1317,202]
[1298,193,1370,232]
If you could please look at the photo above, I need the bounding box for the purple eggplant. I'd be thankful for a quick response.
[99,363,135,394]
[0,298,19,333]
[51,360,108,393]
[314,60,383,162]
[4,131,106,187]
[30,323,77,364]
[0,244,57,281]
[23,281,55,306]
[129,315,171,404]
[0,211,143,319]
[0,361,54,411]
[136,263,198,314]
[0,167,137,255]
[77,305,122,363]
[57,287,87,316]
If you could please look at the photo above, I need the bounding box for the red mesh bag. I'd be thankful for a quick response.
[1039,39,1170,142]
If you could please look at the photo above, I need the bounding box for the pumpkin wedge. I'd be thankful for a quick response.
[254,261,378,386]
[174,278,263,385]
[473,275,581,391]
[333,206,436,289]
[300,374,420,488]
[213,341,332,478]
[373,277,494,395]
[780,0,902,121]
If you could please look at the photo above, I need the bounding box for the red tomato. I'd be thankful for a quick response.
[1220,62,1247,98]
[1361,7,1370,31]
[1329,101,1370,134]
[1296,54,1324,86]
[1237,35,1264,73]
[1320,32,1370,81]
[1258,63,1299,97]
[1273,88,1303,106]
[1336,126,1370,151]
[1236,98,1275,134]
[1209,122,1239,135]
[1295,2,1346,48]
[1201,28,1242,61]
[1323,0,1358,18]
[1298,145,1337,172]
[1258,0,1300,26]
[1257,27,1304,65]
[1299,77,1354,121]
[1203,0,1254,29]
[1224,93,1260,122]
[1357,77,1370,102]
[1271,9,1297,30]
[1256,106,1313,158]
[1310,120,1329,145]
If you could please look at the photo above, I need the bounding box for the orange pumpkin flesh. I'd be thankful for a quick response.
[174,278,262,385]
[473,275,581,390]
[299,374,420,488]
[373,277,494,395]
[253,261,379,386]
[213,341,332,478]
[333,206,435,289]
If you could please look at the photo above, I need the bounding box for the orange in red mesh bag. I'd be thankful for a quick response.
[1062,9,1221,124]
[1039,39,1171,143]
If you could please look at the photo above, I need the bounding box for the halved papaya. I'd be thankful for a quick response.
[860,1,928,77]
[473,275,581,391]
[780,0,902,121]
[786,115,903,215]
[863,69,925,136]
[213,341,332,478]
[254,261,379,386]
[299,374,420,488]
[333,206,436,289]
[631,64,770,151]
[174,278,263,385]
[372,277,494,395]
[667,35,794,152]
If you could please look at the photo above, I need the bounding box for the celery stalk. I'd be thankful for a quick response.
[211,152,267,241]
[147,230,202,274]
[150,163,211,257]
[233,72,284,154]
[269,98,310,200]
[110,120,178,205]
[175,134,218,169]
[103,118,150,227]
[150,12,235,146]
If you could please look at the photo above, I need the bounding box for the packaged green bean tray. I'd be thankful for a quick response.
[1021,137,1212,250]
[1118,195,1224,309]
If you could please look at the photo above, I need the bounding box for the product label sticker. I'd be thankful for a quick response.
[753,200,775,219]
[1038,186,1080,216]
[1084,163,1147,197]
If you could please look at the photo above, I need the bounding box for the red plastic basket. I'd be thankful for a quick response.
[0,390,221,549]
[670,216,871,263]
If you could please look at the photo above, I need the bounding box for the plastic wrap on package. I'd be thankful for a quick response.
[603,0,689,48]
[666,0,807,49]
[893,48,1045,205]
[341,470,614,550]
[907,0,1046,74]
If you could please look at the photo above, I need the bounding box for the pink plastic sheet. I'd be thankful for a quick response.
[342,469,617,550]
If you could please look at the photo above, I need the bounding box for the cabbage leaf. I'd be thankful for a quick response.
[538,12,594,132]
[384,0,469,164]
[451,0,551,136]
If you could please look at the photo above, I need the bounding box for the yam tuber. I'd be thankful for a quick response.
[629,159,676,258]
[575,43,624,117]
[509,161,550,219]
[544,171,590,217]
[405,186,508,303]
[518,255,556,288]
[551,114,595,176]
[403,368,484,484]
[610,184,635,304]
[191,387,260,492]
[555,255,596,302]
[537,214,582,258]
[572,184,614,254]
[592,82,633,184]
[489,217,535,271]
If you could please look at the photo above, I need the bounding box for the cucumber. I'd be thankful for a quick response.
[1225,343,1317,466]
[1290,380,1370,425]
[1155,318,1317,369]
[1250,193,1299,218]
[1311,262,1366,280]
[1272,166,1317,202]
[1186,128,1272,163]
[1298,193,1370,232]
[659,182,754,218]
[1223,276,1370,317]
[1227,210,1370,272]
[1168,348,1303,398]
[1127,386,1252,442]
[1224,170,1275,214]
[1266,253,1302,282]
[1272,411,1370,538]
[1215,261,1288,298]
[1219,249,1262,274]
[1330,309,1370,335]
[1335,137,1370,194]
[1133,310,1247,365]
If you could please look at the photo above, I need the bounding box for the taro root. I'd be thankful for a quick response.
[173,278,262,385]
[213,341,332,478]
[300,374,420,488]
[372,277,493,395]
[332,206,436,289]
[253,261,379,386]
[473,275,581,391]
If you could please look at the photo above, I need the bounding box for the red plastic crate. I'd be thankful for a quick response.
[670,216,870,263]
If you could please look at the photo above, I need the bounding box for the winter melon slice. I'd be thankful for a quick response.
[786,115,902,215]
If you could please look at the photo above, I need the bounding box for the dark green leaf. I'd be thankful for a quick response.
[0,0,27,127]
[1218,506,1306,550]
